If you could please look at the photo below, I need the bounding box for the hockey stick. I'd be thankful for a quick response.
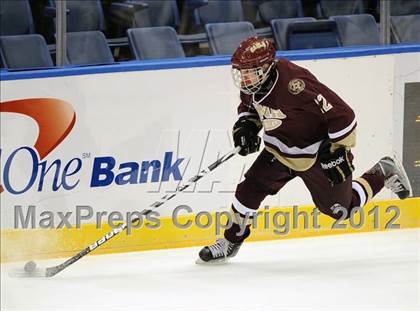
[13,146,241,278]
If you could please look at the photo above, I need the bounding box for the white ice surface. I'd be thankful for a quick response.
[2,229,420,311]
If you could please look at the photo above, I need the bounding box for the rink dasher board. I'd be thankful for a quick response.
[1,45,419,263]
[1,198,419,262]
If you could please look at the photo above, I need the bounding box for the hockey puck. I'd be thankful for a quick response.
[24,261,37,273]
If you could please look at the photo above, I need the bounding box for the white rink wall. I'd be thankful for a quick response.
[1,51,419,229]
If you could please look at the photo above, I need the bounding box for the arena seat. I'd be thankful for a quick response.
[270,17,316,50]
[390,0,420,16]
[47,1,152,52]
[0,34,53,69]
[286,20,341,50]
[205,22,257,55]
[184,0,208,10]
[47,0,106,32]
[66,31,114,65]
[241,0,261,25]
[257,0,303,25]
[317,0,364,18]
[132,0,180,28]
[0,0,35,35]
[330,14,380,46]
[127,27,185,60]
[391,15,420,43]
[194,0,244,25]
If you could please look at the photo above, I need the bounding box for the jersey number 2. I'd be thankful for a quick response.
[314,94,333,113]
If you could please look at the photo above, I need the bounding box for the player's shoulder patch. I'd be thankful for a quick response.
[288,78,305,95]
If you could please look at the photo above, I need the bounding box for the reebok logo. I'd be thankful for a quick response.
[321,156,345,169]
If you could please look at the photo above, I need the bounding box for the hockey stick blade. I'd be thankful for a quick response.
[8,267,46,278]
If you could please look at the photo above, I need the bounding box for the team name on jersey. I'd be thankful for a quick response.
[253,102,286,131]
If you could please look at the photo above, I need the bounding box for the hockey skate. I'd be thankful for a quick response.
[378,156,412,199]
[196,238,242,264]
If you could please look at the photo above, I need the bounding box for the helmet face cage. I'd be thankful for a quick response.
[231,62,274,95]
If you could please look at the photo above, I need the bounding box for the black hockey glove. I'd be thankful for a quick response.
[233,118,261,156]
[318,140,354,186]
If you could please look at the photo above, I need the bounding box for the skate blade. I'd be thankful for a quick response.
[392,154,413,198]
[8,268,47,278]
[195,257,229,265]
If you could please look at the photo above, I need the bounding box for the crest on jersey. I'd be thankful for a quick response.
[288,79,305,95]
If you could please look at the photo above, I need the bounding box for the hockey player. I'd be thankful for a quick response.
[197,37,412,263]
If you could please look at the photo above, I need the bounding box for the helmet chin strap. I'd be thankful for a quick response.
[258,64,277,92]
[258,62,276,89]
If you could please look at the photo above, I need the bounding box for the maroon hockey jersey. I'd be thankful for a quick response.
[237,58,357,171]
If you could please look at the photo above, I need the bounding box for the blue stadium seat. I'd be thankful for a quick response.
[48,0,106,32]
[391,15,420,43]
[0,34,53,69]
[127,27,185,60]
[66,31,114,65]
[242,0,261,25]
[286,20,341,50]
[270,17,316,50]
[194,0,244,25]
[317,0,364,18]
[391,0,420,16]
[0,0,35,35]
[185,0,209,10]
[258,0,303,24]
[330,14,380,46]
[132,0,180,28]
[205,22,257,55]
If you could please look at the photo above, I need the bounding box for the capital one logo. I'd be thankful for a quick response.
[1,98,184,195]
[0,98,76,194]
